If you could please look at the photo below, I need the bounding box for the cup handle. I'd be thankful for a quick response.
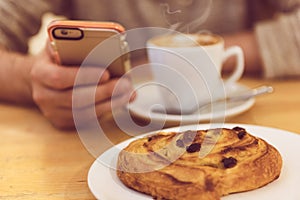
[222,46,244,86]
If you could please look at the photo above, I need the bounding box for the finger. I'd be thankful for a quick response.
[95,92,133,114]
[96,77,133,102]
[45,90,133,129]
[74,92,132,122]
[32,63,110,90]
[32,78,128,110]
[129,90,137,102]
[50,66,110,89]
[72,77,133,109]
[73,66,110,86]
[32,81,73,109]
[44,93,133,129]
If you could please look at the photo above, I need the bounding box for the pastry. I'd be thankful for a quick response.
[117,127,282,200]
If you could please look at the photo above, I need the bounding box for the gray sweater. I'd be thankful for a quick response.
[0,0,299,78]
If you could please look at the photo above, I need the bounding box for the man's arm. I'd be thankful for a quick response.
[0,49,34,104]
[0,46,134,129]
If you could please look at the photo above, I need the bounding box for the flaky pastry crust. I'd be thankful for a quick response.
[117,127,282,200]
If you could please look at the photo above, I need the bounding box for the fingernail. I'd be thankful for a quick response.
[129,91,137,102]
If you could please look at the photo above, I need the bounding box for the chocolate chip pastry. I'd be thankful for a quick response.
[117,127,282,200]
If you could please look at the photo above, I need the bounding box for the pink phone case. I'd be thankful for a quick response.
[47,20,130,77]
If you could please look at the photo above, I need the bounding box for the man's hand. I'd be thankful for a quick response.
[30,48,134,129]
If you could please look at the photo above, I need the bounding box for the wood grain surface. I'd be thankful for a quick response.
[0,77,299,199]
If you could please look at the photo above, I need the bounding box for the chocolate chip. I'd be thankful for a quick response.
[176,139,185,148]
[186,143,201,153]
[237,131,246,139]
[182,130,197,144]
[232,126,245,132]
[232,126,247,139]
[221,157,237,168]
[147,137,152,142]
[221,147,233,154]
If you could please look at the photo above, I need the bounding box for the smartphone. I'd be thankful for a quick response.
[47,20,131,77]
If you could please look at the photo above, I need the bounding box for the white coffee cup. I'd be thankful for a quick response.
[146,33,244,114]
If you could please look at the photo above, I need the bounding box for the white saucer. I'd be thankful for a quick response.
[127,83,255,125]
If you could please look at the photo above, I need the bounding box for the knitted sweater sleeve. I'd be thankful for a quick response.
[255,0,300,78]
[0,0,54,53]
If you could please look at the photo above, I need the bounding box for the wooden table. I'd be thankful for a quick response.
[1,77,299,199]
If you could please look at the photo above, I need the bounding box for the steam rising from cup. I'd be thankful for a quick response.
[160,0,212,34]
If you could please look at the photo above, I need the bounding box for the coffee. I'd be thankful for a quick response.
[149,34,221,48]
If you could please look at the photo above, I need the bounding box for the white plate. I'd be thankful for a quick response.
[127,83,255,125]
[88,123,300,200]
